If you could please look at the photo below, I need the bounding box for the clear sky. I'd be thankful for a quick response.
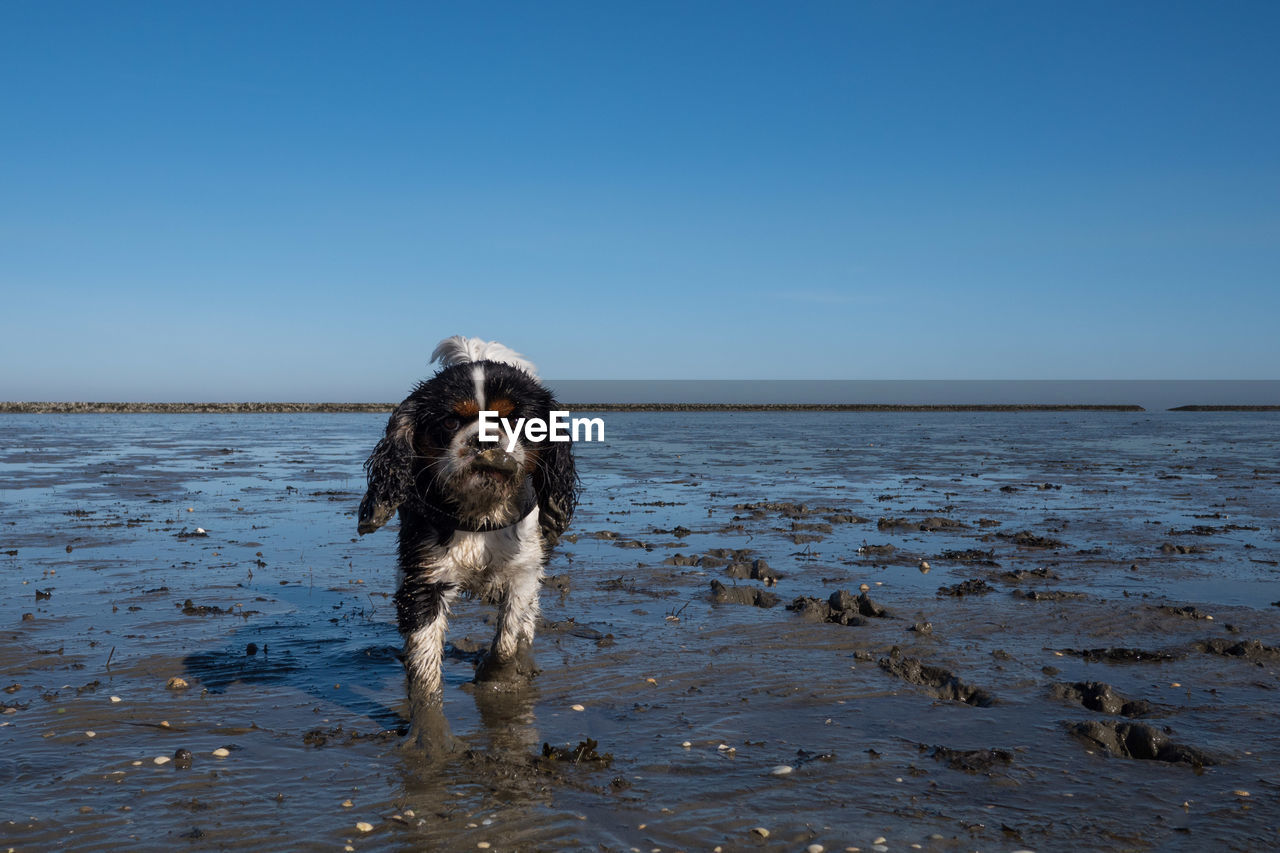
[2,1,1277,400]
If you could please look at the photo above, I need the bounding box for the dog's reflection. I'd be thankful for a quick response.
[468,679,541,757]
[397,672,551,837]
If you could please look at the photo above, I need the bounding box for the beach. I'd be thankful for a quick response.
[1,410,1278,850]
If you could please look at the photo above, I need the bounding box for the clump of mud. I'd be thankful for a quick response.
[178,599,232,616]
[878,649,995,707]
[724,559,782,583]
[1156,604,1213,620]
[1059,647,1183,663]
[1195,638,1280,661]
[1000,530,1066,549]
[303,725,403,747]
[1160,542,1209,555]
[1052,682,1152,717]
[922,744,1013,774]
[936,548,998,566]
[787,590,891,625]
[1012,589,1086,601]
[709,579,779,608]
[1001,567,1059,581]
[937,579,992,597]
[539,738,613,768]
[878,516,966,532]
[1067,721,1213,767]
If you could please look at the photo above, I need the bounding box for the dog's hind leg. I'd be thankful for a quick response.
[475,569,541,684]
[396,576,464,756]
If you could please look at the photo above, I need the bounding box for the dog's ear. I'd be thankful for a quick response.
[532,431,578,546]
[359,401,417,535]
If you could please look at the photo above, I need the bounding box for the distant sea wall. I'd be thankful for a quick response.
[1168,405,1280,412]
[0,402,395,414]
[549,379,1280,411]
[557,403,1146,412]
[6,402,1279,414]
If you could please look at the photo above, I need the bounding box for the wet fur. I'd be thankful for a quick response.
[358,339,578,753]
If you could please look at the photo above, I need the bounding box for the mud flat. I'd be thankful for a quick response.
[1,410,1278,850]
[1,401,1148,414]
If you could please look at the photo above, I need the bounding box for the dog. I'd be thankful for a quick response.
[357,336,578,753]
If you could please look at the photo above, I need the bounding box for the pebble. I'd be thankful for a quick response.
[859,583,870,592]
[873,838,886,845]
[342,799,353,808]
[808,845,825,853]
[750,827,770,838]
[872,846,889,853]
[85,731,96,738]
[212,748,230,758]
[477,843,491,850]
[355,821,373,832]
[770,765,793,776]
[571,704,585,711]
[110,696,122,703]
[166,677,189,690]
[919,560,930,571]
[153,756,170,765]
[1233,789,1251,797]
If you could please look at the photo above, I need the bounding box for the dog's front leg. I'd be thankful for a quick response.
[396,576,463,756]
[476,570,541,684]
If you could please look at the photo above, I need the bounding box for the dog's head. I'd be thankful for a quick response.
[358,336,578,543]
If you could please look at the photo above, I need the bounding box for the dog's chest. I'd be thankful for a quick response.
[438,509,544,592]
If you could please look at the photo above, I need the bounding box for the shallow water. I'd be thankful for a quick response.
[1,412,1278,851]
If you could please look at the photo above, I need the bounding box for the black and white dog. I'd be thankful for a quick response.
[357,336,578,752]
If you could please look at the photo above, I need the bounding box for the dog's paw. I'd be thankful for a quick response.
[404,721,466,762]
[474,648,540,686]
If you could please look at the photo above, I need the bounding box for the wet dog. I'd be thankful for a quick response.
[357,336,578,753]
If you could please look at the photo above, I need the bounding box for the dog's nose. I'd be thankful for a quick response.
[473,446,519,475]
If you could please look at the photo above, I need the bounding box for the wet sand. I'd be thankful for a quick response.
[1,411,1278,850]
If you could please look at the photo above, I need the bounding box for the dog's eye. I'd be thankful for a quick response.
[443,417,461,432]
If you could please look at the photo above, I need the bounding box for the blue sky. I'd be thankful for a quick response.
[2,1,1277,400]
